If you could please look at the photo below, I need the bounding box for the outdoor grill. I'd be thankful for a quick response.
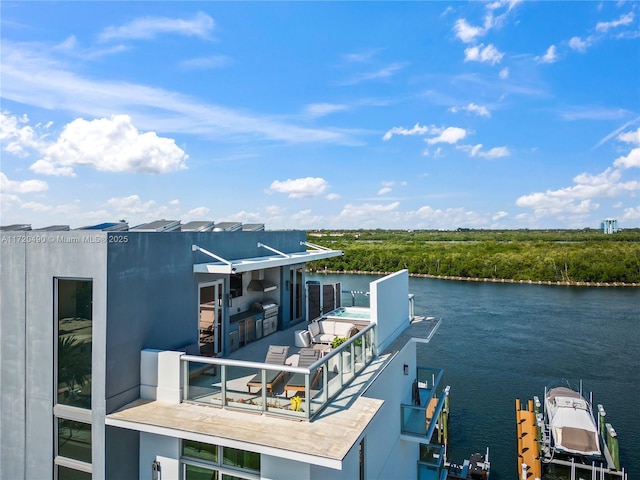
[252,301,278,319]
[252,301,279,337]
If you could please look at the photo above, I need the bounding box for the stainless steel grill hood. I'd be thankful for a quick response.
[247,270,277,292]
[247,279,277,293]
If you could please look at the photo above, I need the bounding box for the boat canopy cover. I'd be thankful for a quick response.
[546,387,601,456]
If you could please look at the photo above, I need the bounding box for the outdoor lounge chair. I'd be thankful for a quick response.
[284,348,322,398]
[246,345,290,395]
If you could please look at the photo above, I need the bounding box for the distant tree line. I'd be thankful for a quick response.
[307,229,640,284]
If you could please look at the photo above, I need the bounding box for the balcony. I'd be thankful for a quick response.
[400,367,448,440]
[183,324,376,421]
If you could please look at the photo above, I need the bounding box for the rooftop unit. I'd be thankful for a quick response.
[242,223,265,231]
[33,225,70,231]
[76,222,129,231]
[181,221,215,232]
[131,220,181,232]
[0,224,32,231]
[213,222,242,232]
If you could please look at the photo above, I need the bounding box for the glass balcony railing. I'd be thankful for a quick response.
[182,324,376,421]
[400,367,448,440]
[417,443,448,480]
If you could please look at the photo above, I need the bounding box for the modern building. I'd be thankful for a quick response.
[0,221,448,480]
[602,218,618,234]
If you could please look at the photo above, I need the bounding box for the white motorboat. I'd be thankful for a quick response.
[544,386,601,457]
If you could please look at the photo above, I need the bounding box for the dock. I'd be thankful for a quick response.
[516,398,542,479]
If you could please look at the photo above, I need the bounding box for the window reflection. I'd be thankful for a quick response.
[57,419,91,463]
[57,279,92,408]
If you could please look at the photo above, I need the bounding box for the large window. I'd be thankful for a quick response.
[55,278,93,480]
[56,466,92,480]
[56,279,93,409]
[57,419,92,463]
[181,440,260,480]
[55,419,92,479]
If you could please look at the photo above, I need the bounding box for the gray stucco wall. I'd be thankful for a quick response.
[0,236,27,480]
[1,228,306,479]
[0,232,108,480]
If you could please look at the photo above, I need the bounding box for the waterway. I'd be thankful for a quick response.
[308,272,639,479]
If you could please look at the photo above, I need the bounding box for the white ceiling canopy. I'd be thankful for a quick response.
[192,242,342,274]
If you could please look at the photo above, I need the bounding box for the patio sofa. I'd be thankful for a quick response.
[308,319,357,345]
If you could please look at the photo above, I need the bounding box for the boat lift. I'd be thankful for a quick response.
[515,395,627,480]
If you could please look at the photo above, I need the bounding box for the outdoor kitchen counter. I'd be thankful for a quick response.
[229,310,263,323]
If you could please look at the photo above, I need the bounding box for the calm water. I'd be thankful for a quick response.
[309,273,640,479]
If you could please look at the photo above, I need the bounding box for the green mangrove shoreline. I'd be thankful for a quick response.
[308,269,640,288]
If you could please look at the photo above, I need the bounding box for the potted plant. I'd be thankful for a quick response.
[331,336,348,349]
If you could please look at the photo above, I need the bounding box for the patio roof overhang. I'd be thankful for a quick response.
[192,242,342,274]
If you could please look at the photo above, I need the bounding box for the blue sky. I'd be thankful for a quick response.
[1,1,639,230]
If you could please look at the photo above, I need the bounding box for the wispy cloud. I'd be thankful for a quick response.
[559,106,629,121]
[596,12,635,33]
[304,103,349,118]
[338,62,407,86]
[383,123,429,141]
[459,144,510,159]
[99,12,215,42]
[179,55,232,70]
[450,103,491,118]
[342,49,380,63]
[1,41,354,145]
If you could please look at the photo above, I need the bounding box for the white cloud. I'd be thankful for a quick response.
[536,45,558,63]
[412,205,490,228]
[596,12,635,32]
[0,112,47,157]
[622,205,640,220]
[461,144,510,158]
[516,167,639,217]
[305,103,349,118]
[499,67,509,79]
[481,146,510,159]
[99,12,215,41]
[267,177,329,199]
[264,205,283,216]
[0,172,48,194]
[383,123,429,141]
[183,206,211,221]
[618,128,640,145]
[613,148,640,169]
[450,103,491,118]
[568,36,590,53]
[493,211,509,221]
[464,44,504,65]
[106,195,157,214]
[453,19,485,43]
[325,193,341,200]
[30,115,188,176]
[378,187,392,195]
[339,202,401,222]
[425,127,467,145]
